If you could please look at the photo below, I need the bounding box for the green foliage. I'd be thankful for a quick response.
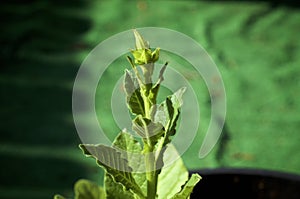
[54,30,201,199]
[54,195,66,199]
[79,144,145,198]
[156,145,189,199]
[124,70,145,116]
[170,174,201,199]
[74,179,106,199]
[53,179,105,199]
[105,132,146,199]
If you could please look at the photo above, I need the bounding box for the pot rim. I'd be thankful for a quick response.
[189,167,300,182]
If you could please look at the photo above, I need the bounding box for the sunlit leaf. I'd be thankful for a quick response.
[152,87,186,146]
[79,144,145,198]
[124,70,145,116]
[155,144,189,199]
[53,195,66,199]
[171,173,201,199]
[74,179,105,199]
[105,174,135,199]
[105,132,147,197]
[149,62,168,105]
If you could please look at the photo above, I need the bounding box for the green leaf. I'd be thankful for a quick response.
[150,104,167,127]
[152,87,186,146]
[169,87,186,109]
[149,87,187,175]
[105,174,136,199]
[79,144,145,198]
[112,131,143,156]
[53,195,66,199]
[171,173,201,199]
[166,88,186,131]
[133,29,149,49]
[149,62,168,105]
[166,87,186,127]
[132,115,164,143]
[74,179,105,199]
[165,98,179,138]
[105,132,147,197]
[150,48,160,63]
[112,132,147,190]
[124,70,145,116]
[156,144,189,199]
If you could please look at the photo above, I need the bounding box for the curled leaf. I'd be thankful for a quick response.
[132,115,164,142]
[74,179,106,199]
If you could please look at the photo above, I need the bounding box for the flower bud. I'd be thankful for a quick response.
[131,29,160,65]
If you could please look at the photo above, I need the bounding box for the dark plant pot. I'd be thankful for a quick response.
[190,168,300,199]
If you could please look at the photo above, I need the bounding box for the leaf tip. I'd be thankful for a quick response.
[79,144,92,156]
[191,173,202,182]
[53,194,65,199]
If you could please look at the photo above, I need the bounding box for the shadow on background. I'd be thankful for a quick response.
[0,1,100,199]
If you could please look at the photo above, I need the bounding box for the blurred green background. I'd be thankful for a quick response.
[1,0,299,198]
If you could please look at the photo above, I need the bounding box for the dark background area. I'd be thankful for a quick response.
[1,0,299,198]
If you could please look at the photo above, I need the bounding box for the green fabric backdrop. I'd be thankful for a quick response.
[1,0,299,198]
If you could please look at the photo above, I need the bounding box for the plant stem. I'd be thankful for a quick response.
[145,146,158,199]
[141,82,159,199]
[144,140,160,199]
[144,95,151,119]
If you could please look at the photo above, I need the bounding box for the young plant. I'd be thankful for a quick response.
[54,30,201,199]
